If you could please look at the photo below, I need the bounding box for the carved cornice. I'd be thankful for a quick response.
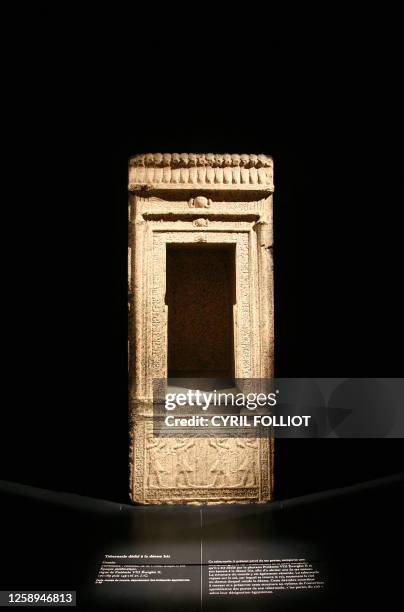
[128,153,274,192]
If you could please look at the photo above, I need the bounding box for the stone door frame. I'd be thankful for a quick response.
[130,203,274,402]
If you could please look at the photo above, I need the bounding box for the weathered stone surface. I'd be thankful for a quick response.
[128,153,274,504]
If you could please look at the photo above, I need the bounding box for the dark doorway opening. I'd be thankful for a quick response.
[166,244,236,379]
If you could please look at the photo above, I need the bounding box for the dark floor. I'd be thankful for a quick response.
[1,474,403,611]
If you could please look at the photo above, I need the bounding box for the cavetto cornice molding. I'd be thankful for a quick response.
[128,153,274,192]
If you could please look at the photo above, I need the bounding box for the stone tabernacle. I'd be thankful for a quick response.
[128,153,274,504]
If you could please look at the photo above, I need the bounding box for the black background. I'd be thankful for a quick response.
[2,23,403,505]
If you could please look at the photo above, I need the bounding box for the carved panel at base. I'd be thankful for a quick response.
[131,418,271,504]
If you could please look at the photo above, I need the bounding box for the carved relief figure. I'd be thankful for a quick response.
[208,438,230,487]
[195,438,209,486]
[146,434,167,488]
[236,439,259,487]
[173,439,196,487]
